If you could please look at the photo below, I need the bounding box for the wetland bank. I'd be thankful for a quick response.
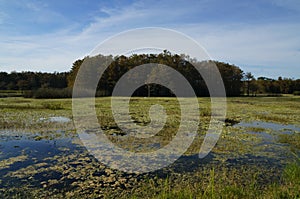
[0,96,299,198]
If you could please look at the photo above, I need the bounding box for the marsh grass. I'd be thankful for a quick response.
[283,160,300,185]
[128,162,300,199]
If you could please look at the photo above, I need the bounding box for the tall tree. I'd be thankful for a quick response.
[245,72,254,96]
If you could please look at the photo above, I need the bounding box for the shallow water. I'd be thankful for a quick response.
[0,135,80,161]
[236,121,300,132]
[0,132,85,188]
[232,120,299,161]
[234,121,299,147]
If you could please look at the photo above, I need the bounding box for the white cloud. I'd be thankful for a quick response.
[0,30,93,72]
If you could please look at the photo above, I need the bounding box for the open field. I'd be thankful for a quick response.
[0,96,299,198]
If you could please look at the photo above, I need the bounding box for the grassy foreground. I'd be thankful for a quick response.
[0,96,299,198]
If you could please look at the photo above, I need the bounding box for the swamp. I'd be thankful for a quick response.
[0,96,299,198]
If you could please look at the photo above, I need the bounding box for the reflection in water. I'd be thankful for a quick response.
[39,116,71,123]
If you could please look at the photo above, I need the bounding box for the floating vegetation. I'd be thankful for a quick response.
[0,155,28,169]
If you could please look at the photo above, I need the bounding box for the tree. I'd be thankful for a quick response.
[244,72,254,96]
[67,59,84,87]
[216,61,243,96]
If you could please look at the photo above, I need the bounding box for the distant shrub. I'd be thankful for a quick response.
[266,93,282,97]
[24,88,104,99]
[27,88,72,99]
[0,90,23,98]
[293,91,300,96]
[72,88,96,98]
[23,90,34,98]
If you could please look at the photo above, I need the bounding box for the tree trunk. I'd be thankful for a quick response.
[147,84,150,97]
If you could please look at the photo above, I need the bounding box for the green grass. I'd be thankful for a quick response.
[127,161,299,199]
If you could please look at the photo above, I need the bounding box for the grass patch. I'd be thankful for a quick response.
[283,161,300,185]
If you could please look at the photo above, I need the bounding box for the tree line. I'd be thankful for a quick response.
[0,51,299,98]
[242,72,300,96]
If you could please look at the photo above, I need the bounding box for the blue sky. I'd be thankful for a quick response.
[0,0,299,78]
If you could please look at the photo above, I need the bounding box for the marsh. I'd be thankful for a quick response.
[0,96,299,198]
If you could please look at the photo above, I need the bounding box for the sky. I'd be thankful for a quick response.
[0,0,299,78]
